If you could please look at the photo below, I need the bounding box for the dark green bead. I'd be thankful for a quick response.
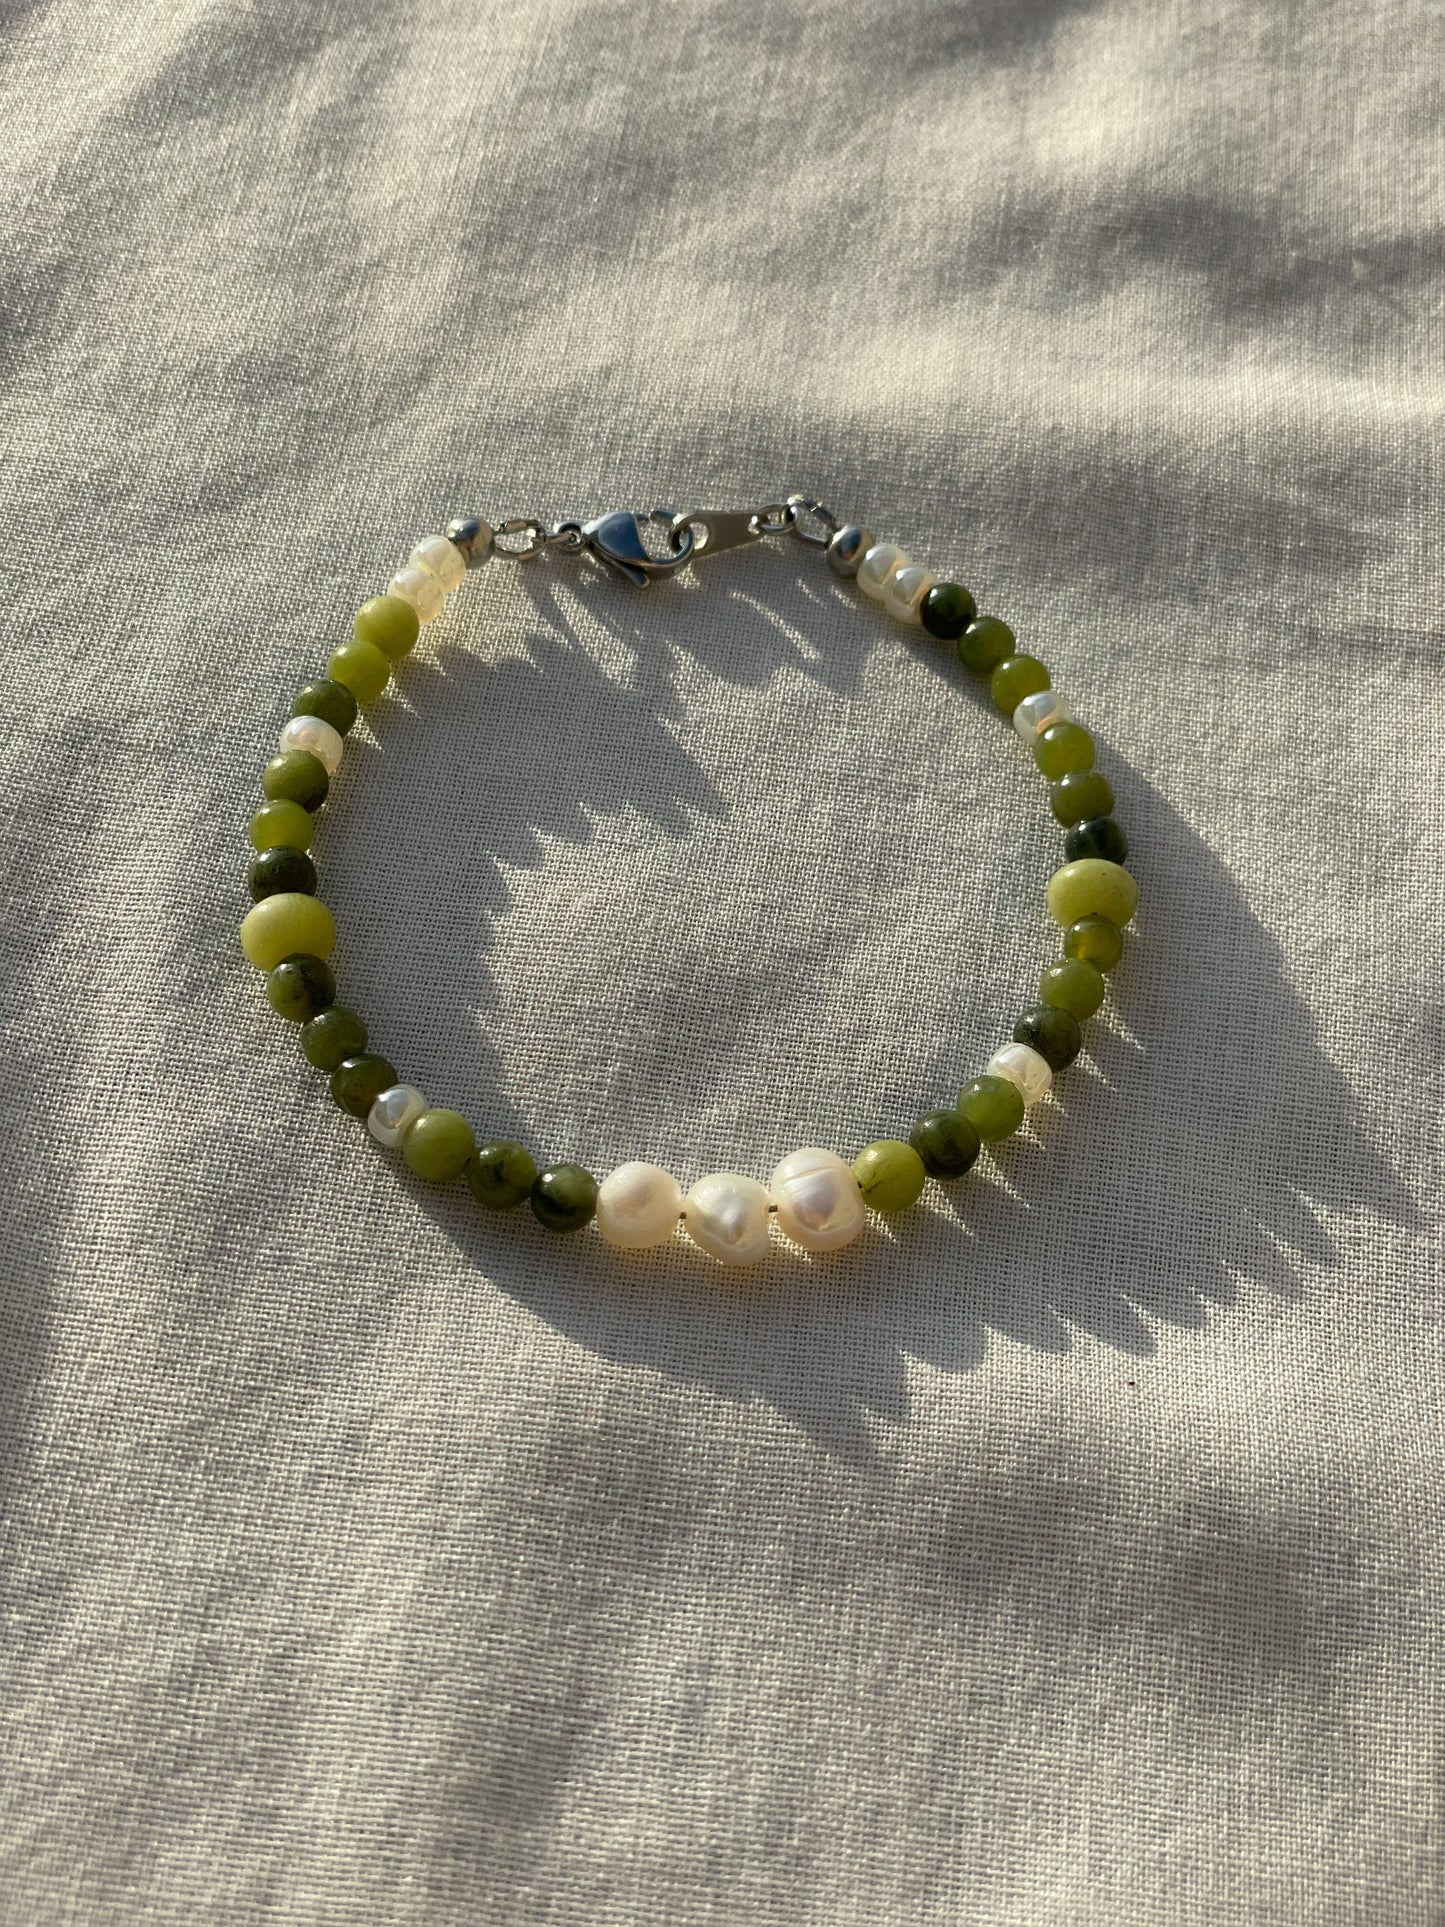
[1040,958,1106,1020]
[1065,816,1128,864]
[467,1140,538,1210]
[293,678,358,737]
[330,1053,397,1118]
[262,749,329,812]
[1034,721,1095,781]
[247,844,316,901]
[266,952,336,1022]
[1013,1003,1082,1071]
[1050,769,1115,826]
[956,615,1015,675]
[1063,914,1124,973]
[920,582,977,641]
[301,1005,368,1072]
[958,1074,1025,1140]
[530,1163,598,1233]
[909,1109,981,1179]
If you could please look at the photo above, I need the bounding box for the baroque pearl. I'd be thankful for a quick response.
[596,1161,683,1248]
[1013,688,1072,741]
[857,543,909,601]
[769,1147,866,1252]
[367,1083,426,1147]
[388,564,446,624]
[279,712,344,776]
[883,564,934,624]
[409,535,466,595]
[986,1042,1053,1107]
[683,1172,773,1267]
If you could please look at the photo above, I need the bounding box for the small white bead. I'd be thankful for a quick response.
[367,1084,426,1147]
[883,564,934,625]
[856,543,910,601]
[769,1147,865,1252]
[596,1160,683,1249]
[986,1043,1052,1107]
[279,713,344,776]
[1013,689,1072,741]
[388,564,446,625]
[409,535,466,595]
[682,1172,773,1268]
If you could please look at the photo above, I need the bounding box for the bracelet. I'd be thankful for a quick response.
[239,495,1138,1268]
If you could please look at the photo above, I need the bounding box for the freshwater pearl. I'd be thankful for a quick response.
[682,1172,773,1267]
[409,535,466,595]
[1013,688,1072,741]
[279,712,344,776]
[856,543,909,601]
[883,564,935,625]
[367,1083,426,1147]
[596,1160,683,1249]
[986,1042,1053,1107]
[388,563,446,625]
[769,1147,866,1252]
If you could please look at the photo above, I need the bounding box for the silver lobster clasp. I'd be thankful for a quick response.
[580,511,695,588]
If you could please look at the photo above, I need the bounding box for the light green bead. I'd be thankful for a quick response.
[327,638,390,703]
[1040,957,1106,1020]
[852,1139,926,1213]
[1034,721,1095,781]
[249,799,314,852]
[958,1074,1025,1140]
[354,594,420,662]
[990,654,1050,715]
[402,1108,476,1182]
[1046,858,1138,929]
[240,892,336,971]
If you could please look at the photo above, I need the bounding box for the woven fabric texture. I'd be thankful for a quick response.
[1,1,1441,1921]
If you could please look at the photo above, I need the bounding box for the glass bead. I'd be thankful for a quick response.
[1050,769,1115,826]
[409,535,466,595]
[852,1139,926,1213]
[367,1084,426,1148]
[1046,859,1138,929]
[682,1172,773,1265]
[327,639,390,704]
[388,564,445,626]
[330,1054,398,1118]
[249,799,314,853]
[531,1163,599,1234]
[920,583,977,641]
[279,713,343,777]
[301,1005,367,1072]
[402,1108,476,1182]
[1035,722,1095,780]
[293,677,358,737]
[1012,1003,1082,1070]
[262,749,329,812]
[240,892,335,971]
[353,594,420,662]
[883,564,934,624]
[1040,958,1106,1019]
[957,616,1015,675]
[266,953,336,1022]
[908,1109,981,1179]
[595,1161,683,1248]
[958,1074,1025,1141]
[1064,914,1124,973]
[769,1148,866,1251]
[467,1140,539,1210]
[986,1042,1052,1107]
[1065,816,1128,864]
[856,543,909,601]
[247,845,316,901]
[990,654,1050,715]
[1013,689,1071,741]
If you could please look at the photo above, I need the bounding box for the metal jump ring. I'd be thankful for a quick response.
[786,495,840,547]
[494,517,550,560]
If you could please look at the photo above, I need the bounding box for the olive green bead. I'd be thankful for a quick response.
[1034,721,1095,781]
[293,678,358,737]
[852,1139,927,1213]
[266,952,336,1022]
[990,653,1050,715]
[1013,1003,1082,1070]
[301,1004,367,1072]
[354,594,420,663]
[530,1163,598,1233]
[330,1053,397,1118]
[262,749,329,812]
[1064,913,1124,973]
[957,615,1015,675]
[1046,858,1138,929]
[249,798,314,853]
[467,1140,538,1210]
[240,891,335,970]
[1040,957,1106,1020]
[247,845,316,901]
[1065,816,1128,864]
[908,1109,981,1180]
[1050,769,1114,827]
[958,1074,1025,1141]
[920,582,977,641]
[402,1108,476,1183]
[327,638,390,704]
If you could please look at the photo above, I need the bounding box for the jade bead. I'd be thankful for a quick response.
[249,799,314,853]
[1064,913,1124,973]
[531,1163,598,1233]
[1050,769,1114,827]
[293,678,358,737]
[262,749,329,812]
[1040,958,1106,1020]
[1046,858,1138,929]
[1035,721,1095,781]
[1065,816,1129,864]
[920,583,977,641]
[908,1110,981,1180]
[958,1074,1025,1141]
[467,1140,538,1210]
[1013,1003,1082,1070]
[354,594,420,663]
[327,638,390,704]
[402,1107,476,1182]
[266,953,336,1022]
[330,1053,398,1118]
[957,615,1015,675]
[852,1139,926,1213]
[990,654,1050,716]
[301,1004,367,1071]
[247,845,316,901]
[240,891,335,970]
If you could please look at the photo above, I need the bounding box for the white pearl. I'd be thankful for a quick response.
[596,1160,683,1248]
[409,535,466,595]
[986,1043,1052,1107]
[883,564,934,625]
[388,564,446,625]
[682,1172,773,1268]
[279,712,344,776]
[769,1147,865,1252]
[856,543,910,601]
[1013,689,1072,740]
[367,1084,427,1146]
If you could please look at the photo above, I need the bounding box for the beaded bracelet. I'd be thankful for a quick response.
[239,495,1138,1268]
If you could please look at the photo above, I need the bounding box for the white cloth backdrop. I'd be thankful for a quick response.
[1,1,1441,1921]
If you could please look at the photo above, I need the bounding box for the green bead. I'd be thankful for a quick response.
[957,615,1015,675]
[1064,914,1124,973]
[920,582,977,641]
[530,1163,598,1233]
[293,678,358,737]
[1050,769,1114,827]
[330,1053,397,1118]
[327,639,390,704]
[852,1139,927,1213]
[249,799,314,853]
[240,891,335,970]
[1046,858,1138,929]
[266,952,336,1022]
[990,653,1050,715]
[1065,816,1128,864]
[402,1108,476,1183]
[467,1140,538,1210]
[1040,958,1106,1020]
[1034,721,1095,781]
[354,594,420,663]
[958,1074,1025,1141]
[262,749,329,812]
[248,845,316,901]
[1013,1003,1082,1070]
[301,1004,367,1072]
[908,1110,981,1180]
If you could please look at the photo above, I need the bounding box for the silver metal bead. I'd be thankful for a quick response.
[444,516,495,568]
[826,524,873,578]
